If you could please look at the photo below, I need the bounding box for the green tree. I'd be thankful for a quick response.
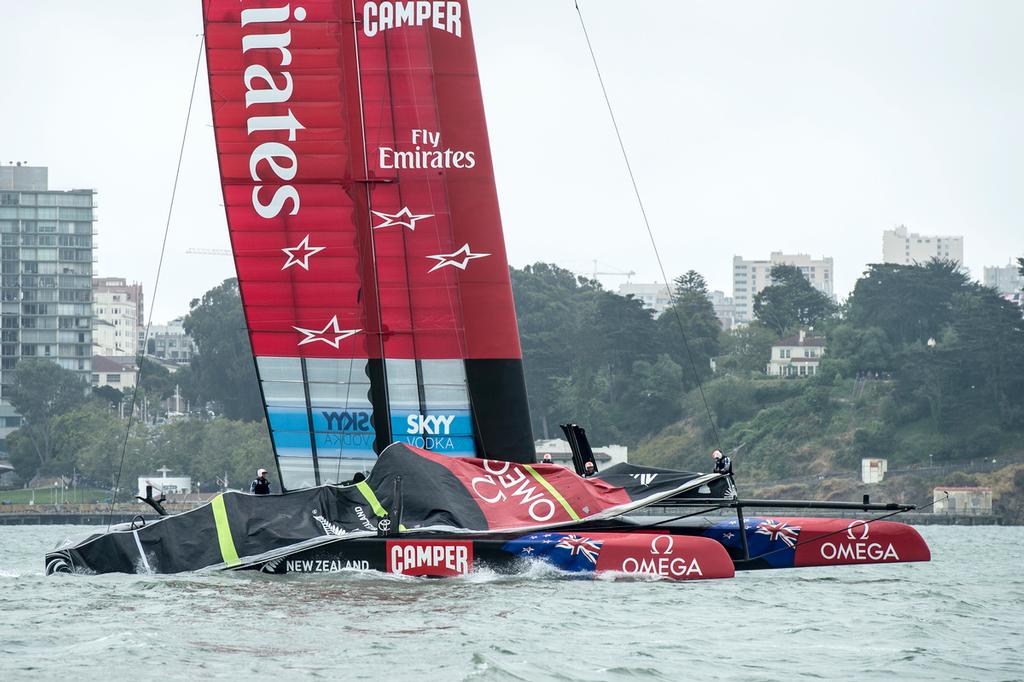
[715,323,778,376]
[753,264,838,335]
[826,323,895,373]
[846,260,968,347]
[92,385,123,409]
[54,402,133,486]
[183,278,264,421]
[896,286,1024,434]
[511,264,592,439]
[5,360,89,479]
[656,271,721,388]
[511,264,684,445]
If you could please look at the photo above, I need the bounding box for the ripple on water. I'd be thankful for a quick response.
[1,525,1023,681]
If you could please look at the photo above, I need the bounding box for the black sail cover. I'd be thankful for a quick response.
[48,444,728,574]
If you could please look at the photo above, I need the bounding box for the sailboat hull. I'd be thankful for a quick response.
[238,516,929,578]
[250,530,736,581]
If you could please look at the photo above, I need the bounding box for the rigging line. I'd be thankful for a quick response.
[105,34,206,531]
[575,504,726,534]
[574,1,722,452]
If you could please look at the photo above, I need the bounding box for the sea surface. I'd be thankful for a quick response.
[1,525,1022,681]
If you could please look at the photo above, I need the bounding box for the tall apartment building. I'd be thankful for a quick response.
[882,225,963,266]
[732,253,834,325]
[982,262,1023,295]
[0,165,95,443]
[93,277,143,357]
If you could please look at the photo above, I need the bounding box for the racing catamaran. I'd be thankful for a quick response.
[46,0,929,580]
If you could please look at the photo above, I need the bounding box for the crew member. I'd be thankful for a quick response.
[250,468,271,495]
[712,450,733,476]
[541,453,553,464]
[583,461,596,477]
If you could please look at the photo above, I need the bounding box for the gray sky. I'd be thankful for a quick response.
[2,1,1021,321]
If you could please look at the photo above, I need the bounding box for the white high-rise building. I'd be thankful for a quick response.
[882,225,963,266]
[732,253,834,325]
[983,262,1023,295]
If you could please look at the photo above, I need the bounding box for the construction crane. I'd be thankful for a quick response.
[185,248,232,256]
[590,260,636,282]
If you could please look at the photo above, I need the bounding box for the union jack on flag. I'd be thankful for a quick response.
[554,535,603,565]
[755,519,801,548]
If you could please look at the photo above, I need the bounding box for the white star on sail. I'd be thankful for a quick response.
[281,235,326,271]
[426,243,490,273]
[371,206,433,230]
[293,316,361,348]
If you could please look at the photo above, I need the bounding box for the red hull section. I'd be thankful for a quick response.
[592,533,734,581]
[379,533,734,580]
[789,518,931,568]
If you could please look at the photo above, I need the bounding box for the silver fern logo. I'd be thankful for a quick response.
[312,509,347,536]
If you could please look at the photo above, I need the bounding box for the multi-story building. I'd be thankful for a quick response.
[732,253,834,325]
[882,225,964,266]
[0,165,95,444]
[91,355,138,390]
[708,290,737,331]
[149,317,196,363]
[618,282,737,329]
[982,262,1023,295]
[766,329,824,377]
[93,277,143,357]
[617,282,673,315]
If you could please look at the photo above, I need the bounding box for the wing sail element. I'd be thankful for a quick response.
[203,1,534,490]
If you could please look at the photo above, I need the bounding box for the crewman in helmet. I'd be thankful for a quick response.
[712,450,733,476]
[250,468,271,495]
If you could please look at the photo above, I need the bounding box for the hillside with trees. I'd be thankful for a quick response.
[4,258,1022,518]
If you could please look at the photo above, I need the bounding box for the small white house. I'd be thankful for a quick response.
[767,329,824,377]
[138,466,192,497]
[861,458,888,484]
[92,356,139,390]
[933,487,993,516]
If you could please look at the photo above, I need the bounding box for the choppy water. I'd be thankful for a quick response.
[1,525,1022,681]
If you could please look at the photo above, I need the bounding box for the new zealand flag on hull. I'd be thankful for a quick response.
[703,517,802,569]
[502,533,605,573]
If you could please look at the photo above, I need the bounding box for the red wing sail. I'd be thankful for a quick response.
[203,1,534,490]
